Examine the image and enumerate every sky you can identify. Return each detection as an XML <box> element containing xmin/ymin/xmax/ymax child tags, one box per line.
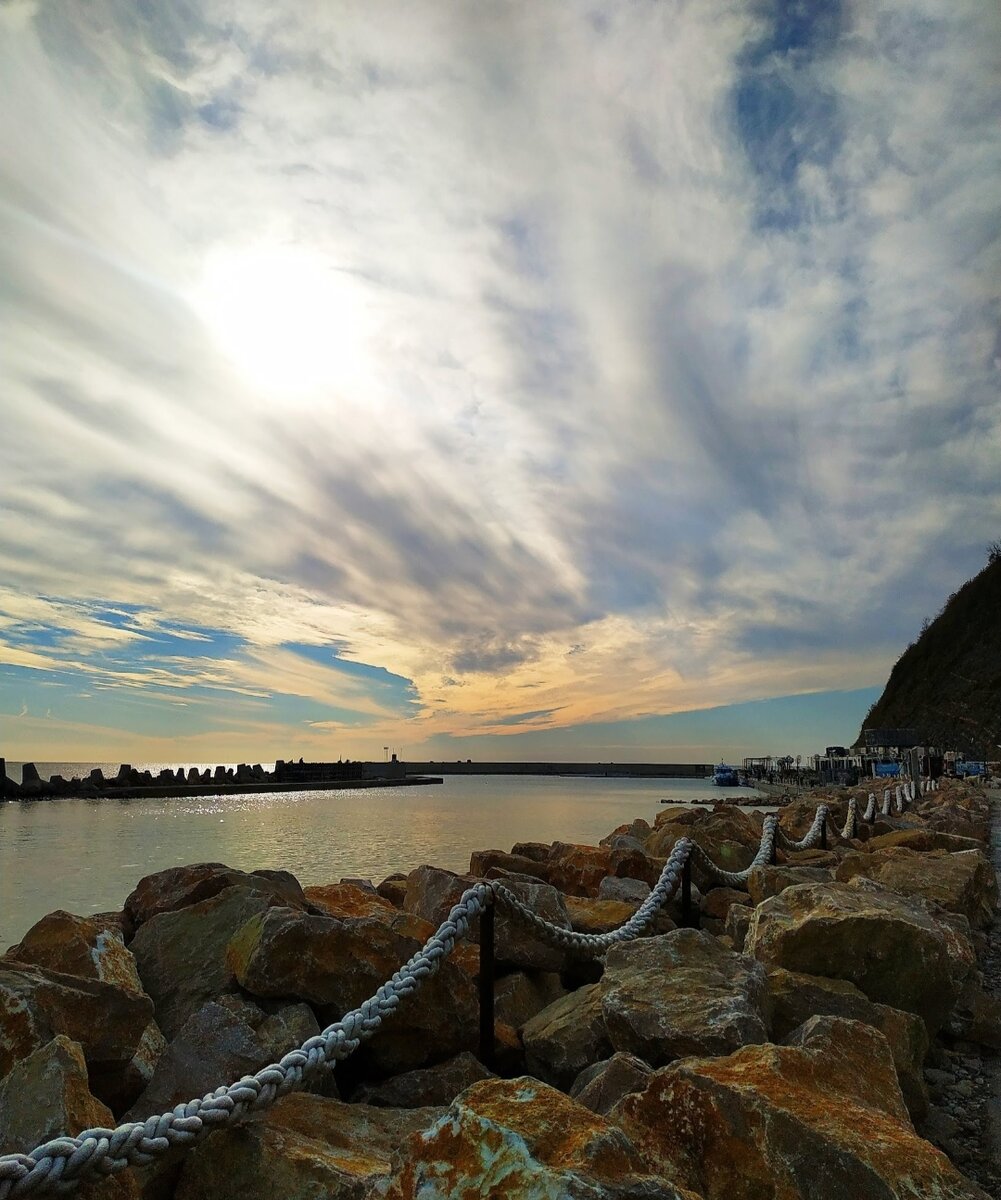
<box><xmin>1</xmin><ymin>0</ymin><xmax>999</xmax><ymax>766</ymax></box>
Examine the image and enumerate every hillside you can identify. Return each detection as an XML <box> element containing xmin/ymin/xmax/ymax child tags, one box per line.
<box><xmin>857</xmin><ymin>553</ymin><xmax>1001</xmax><ymax>756</ymax></box>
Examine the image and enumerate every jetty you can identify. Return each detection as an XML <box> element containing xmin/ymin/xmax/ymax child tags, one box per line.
<box><xmin>0</xmin><ymin>757</ymin><xmax>441</xmax><ymax>801</ymax></box>
<box><xmin>0</xmin><ymin>776</ymin><xmax>998</xmax><ymax>1198</ymax></box>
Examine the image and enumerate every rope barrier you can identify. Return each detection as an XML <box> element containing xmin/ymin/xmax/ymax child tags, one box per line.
<box><xmin>0</xmin><ymin>793</ymin><xmax>899</xmax><ymax>1197</ymax></box>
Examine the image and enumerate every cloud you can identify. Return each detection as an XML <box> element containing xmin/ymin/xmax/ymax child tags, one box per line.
<box><xmin>0</xmin><ymin>0</ymin><xmax>999</xmax><ymax>757</ymax></box>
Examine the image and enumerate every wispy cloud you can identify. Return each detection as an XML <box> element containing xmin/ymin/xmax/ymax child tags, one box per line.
<box><xmin>1</xmin><ymin>0</ymin><xmax>998</xmax><ymax>759</ymax></box>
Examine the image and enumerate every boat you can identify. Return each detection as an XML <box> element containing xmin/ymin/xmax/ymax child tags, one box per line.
<box><xmin>711</xmin><ymin>762</ymin><xmax>741</xmax><ymax>787</ymax></box>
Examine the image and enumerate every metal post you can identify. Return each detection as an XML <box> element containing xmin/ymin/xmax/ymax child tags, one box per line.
<box><xmin>478</xmin><ymin>901</ymin><xmax>495</xmax><ymax>1070</ymax></box>
<box><xmin>681</xmin><ymin>857</ymin><xmax>694</xmax><ymax>928</ymax></box>
<box><xmin>820</xmin><ymin>819</ymin><xmax>827</xmax><ymax>850</ymax></box>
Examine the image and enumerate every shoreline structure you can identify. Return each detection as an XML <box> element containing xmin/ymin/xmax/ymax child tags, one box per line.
<box><xmin>0</xmin><ymin>778</ymin><xmax>998</xmax><ymax>1198</ymax></box>
<box><xmin>0</xmin><ymin>758</ymin><xmax>715</xmax><ymax>802</ymax></box>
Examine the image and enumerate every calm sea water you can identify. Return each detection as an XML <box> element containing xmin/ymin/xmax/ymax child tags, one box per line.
<box><xmin>0</xmin><ymin>768</ymin><xmax>765</xmax><ymax>952</ymax></box>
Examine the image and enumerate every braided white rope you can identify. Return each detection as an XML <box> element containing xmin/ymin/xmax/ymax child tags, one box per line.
<box><xmin>0</xmin><ymin>799</ymin><xmax>848</xmax><ymax>1196</ymax></box>
<box><xmin>841</xmin><ymin>798</ymin><xmax>859</xmax><ymax>840</ymax></box>
<box><xmin>865</xmin><ymin>793</ymin><xmax>878</xmax><ymax>822</ymax></box>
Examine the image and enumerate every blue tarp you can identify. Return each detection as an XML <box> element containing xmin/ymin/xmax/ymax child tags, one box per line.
<box><xmin>955</xmin><ymin>761</ymin><xmax>985</xmax><ymax>776</ymax></box>
<box><xmin>872</xmin><ymin>762</ymin><xmax>901</xmax><ymax>776</ymax></box>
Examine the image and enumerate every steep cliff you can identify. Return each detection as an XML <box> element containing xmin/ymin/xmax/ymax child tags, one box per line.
<box><xmin>857</xmin><ymin>554</ymin><xmax>1001</xmax><ymax>755</ymax></box>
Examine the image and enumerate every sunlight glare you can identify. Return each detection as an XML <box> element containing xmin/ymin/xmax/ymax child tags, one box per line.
<box><xmin>194</xmin><ymin>245</ymin><xmax>368</xmax><ymax>396</ymax></box>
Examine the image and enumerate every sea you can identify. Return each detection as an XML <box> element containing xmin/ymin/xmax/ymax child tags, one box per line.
<box><xmin>0</xmin><ymin>763</ymin><xmax>767</xmax><ymax>952</ymax></box>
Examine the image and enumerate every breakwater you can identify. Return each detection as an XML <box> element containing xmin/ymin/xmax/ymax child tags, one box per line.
<box><xmin>403</xmin><ymin>760</ymin><xmax>712</xmax><ymax>777</ymax></box>
<box><xmin>0</xmin><ymin>777</ymin><xmax>997</xmax><ymax>1198</ymax></box>
<box><xmin>0</xmin><ymin>757</ymin><xmax>441</xmax><ymax>801</ymax></box>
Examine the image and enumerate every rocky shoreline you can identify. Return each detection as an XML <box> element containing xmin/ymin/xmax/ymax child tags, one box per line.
<box><xmin>1</xmin><ymin>779</ymin><xmax>999</xmax><ymax>1198</ymax></box>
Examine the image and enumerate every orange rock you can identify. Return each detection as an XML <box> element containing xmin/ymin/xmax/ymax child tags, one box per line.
<box><xmin>615</xmin><ymin>1016</ymin><xmax>987</xmax><ymax>1199</ymax></box>
<box><xmin>385</xmin><ymin>1077</ymin><xmax>692</xmax><ymax>1199</ymax></box>
<box><xmin>175</xmin><ymin>1092</ymin><xmax>444</xmax><ymax>1200</ymax></box>
<box><xmin>305</xmin><ymin>882</ymin><xmax>395</xmax><ymax>920</ymax></box>
<box><xmin>227</xmin><ymin>907</ymin><xmax>478</xmax><ymax>1072</ymax></box>
<box><xmin>835</xmin><ymin>847</ymin><xmax>998</xmax><ymax>928</ymax></box>
<box><xmin>546</xmin><ymin>842</ymin><xmax>663</xmax><ymax>898</ymax></box>
<box><xmin>0</xmin><ymin>961</ymin><xmax>153</xmax><ymax>1108</ymax></box>
<box><xmin>747</xmin><ymin>879</ymin><xmax>975</xmax><ymax>1034</ymax></box>
<box><xmin>0</xmin><ymin>1036</ymin><xmax>139</xmax><ymax>1200</ymax></box>
<box><xmin>5</xmin><ymin>910</ymin><xmax>144</xmax><ymax>994</ymax></box>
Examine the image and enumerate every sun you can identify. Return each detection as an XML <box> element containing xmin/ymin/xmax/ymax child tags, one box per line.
<box><xmin>193</xmin><ymin>244</ymin><xmax>368</xmax><ymax>396</ymax></box>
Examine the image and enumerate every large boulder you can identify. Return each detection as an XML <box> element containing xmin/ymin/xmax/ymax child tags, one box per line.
<box><xmin>570</xmin><ymin>1052</ymin><xmax>654</xmax><ymax>1116</ymax></box>
<box><xmin>522</xmin><ymin>983</ymin><xmax>612</xmax><ymax>1089</ymax></box>
<box><xmin>405</xmin><ymin>864</ymin><xmax>570</xmax><ymax>972</ymax></box>
<box><xmin>385</xmin><ymin>1077</ymin><xmax>690</xmax><ymax>1199</ymax></box>
<box><xmin>867</xmin><ymin>829</ymin><xmax>984</xmax><ymax>854</ymax></box>
<box><xmin>745</xmin><ymin>865</ymin><xmax>833</xmax><ymax>905</ymax></box>
<box><xmin>304</xmin><ymin>882</ymin><xmax>396</xmax><ymax>920</ymax></box>
<box><xmin>124</xmin><ymin>1001</ymin><xmax>272</xmax><ymax>1121</ymax></box>
<box><xmin>835</xmin><ymin>847</ymin><xmax>998</xmax><ymax>929</ymax></box>
<box><xmin>0</xmin><ymin>961</ymin><xmax>152</xmax><ymax>1108</ymax></box>
<box><xmin>746</xmin><ymin>879</ymin><xmax>975</xmax><ymax>1033</ymax></box>
<box><xmin>494</xmin><ymin>970</ymin><xmax>566</xmax><ymax>1030</ymax></box>
<box><xmin>600</xmin><ymin>929</ymin><xmax>768</xmax><ymax>1066</ymax></box>
<box><xmin>123</xmin><ymin>864</ymin><xmax>306</xmax><ymax>938</ymax></box>
<box><xmin>0</xmin><ymin>1036</ymin><xmax>139</xmax><ymax>1200</ymax></box>
<box><xmin>227</xmin><ymin>907</ymin><xmax>477</xmax><ymax>1072</ymax></box>
<box><xmin>468</xmin><ymin>849</ymin><xmax>551</xmax><ymax>882</ymax></box>
<box><xmin>614</xmin><ymin>1016</ymin><xmax>989</xmax><ymax>1199</ymax></box>
<box><xmin>354</xmin><ymin>1051</ymin><xmax>494</xmax><ymax>1107</ymax></box>
<box><xmin>545</xmin><ymin>842</ymin><xmax>664</xmax><ymax>898</ymax></box>
<box><xmin>4</xmin><ymin>910</ymin><xmax>144</xmax><ymax>994</ymax></box>
<box><xmin>764</xmin><ymin>966</ymin><xmax>929</xmax><ymax>1119</ymax></box>
<box><xmin>174</xmin><ymin>1092</ymin><xmax>443</xmax><ymax>1200</ymax></box>
<box><xmin>646</xmin><ymin>808</ymin><xmax>761</xmax><ymax>879</ymax></box>
<box><xmin>130</xmin><ymin>885</ymin><xmax>282</xmax><ymax>1038</ymax></box>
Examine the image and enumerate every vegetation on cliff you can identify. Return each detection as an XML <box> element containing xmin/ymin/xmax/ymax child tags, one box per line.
<box><xmin>857</xmin><ymin>549</ymin><xmax>1001</xmax><ymax>756</ymax></box>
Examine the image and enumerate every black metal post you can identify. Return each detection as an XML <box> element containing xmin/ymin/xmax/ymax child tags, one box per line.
<box><xmin>478</xmin><ymin>901</ymin><xmax>495</xmax><ymax>1070</ymax></box>
<box><xmin>681</xmin><ymin>857</ymin><xmax>694</xmax><ymax>928</ymax></box>
<box><xmin>820</xmin><ymin>820</ymin><xmax>827</xmax><ymax>850</ymax></box>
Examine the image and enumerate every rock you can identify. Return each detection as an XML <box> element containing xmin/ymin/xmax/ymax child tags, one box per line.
<box><xmin>492</xmin><ymin>877</ymin><xmax>573</xmax><ymax>972</ymax></box>
<box><xmin>700</xmin><ymin>887</ymin><xmax>750</xmax><ymax>921</ymax></box>
<box><xmin>600</xmin><ymin>929</ymin><xmax>768</xmax><ymax>1066</ymax></box>
<box><xmin>725</xmin><ymin>904</ymin><xmax>752</xmax><ymax>951</ymax></box>
<box><xmin>570</xmin><ymin>1052</ymin><xmax>653</xmax><ymax>1115</ymax></box>
<box><xmin>510</xmin><ymin>840</ymin><xmax>554</xmax><ymax>861</ymax></box>
<box><xmin>835</xmin><ymin>847</ymin><xmax>998</xmax><ymax>929</ymax></box>
<box><xmin>227</xmin><ymin>906</ymin><xmax>477</xmax><ymax>1072</ymax></box>
<box><xmin>385</xmin><ymin>1077</ymin><xmax>687</xmax><ymax>1199</ymax></box>
<box><xmin>646</xmin><ymin>807</ymin><xmax>762</xmax><ymax>881</ymax></box>
<box><xmin>4</xmin><ymin>910</ymin><xmax>145</xmax><ymax>993</ymax></box>
<box><xmin>174</xmin><ymin>1092</ymin><xmax>443</xmax><ymax>1200</ymax></box>
<box><xmin>405</xmin><ymin>864</ymin><xmax>571</xmax><ymax>972</ymax></box>
<box><xmin>615</xmin><ymin>1016</ymin><xmax>989</xmax><ymax>1199</ymax></box>
<box><xmin>123</xmin><ymin>863</ymin><xmax>306</xmax><ymax>938</ymax></box>
<box><xmin>545</xmin><ymin>842</ymin><xmax>663</xmax><ymax>898</ymax></box>
<box><xmin>765</xmin><ymin>966</ymin><xmax>929</xmax><ymax>1119</ymax></box>
<box><xmin>304</xmin><ymin>882</ymin><xmax>395</xmax><ymax>920</ymax></box>
<box><xmin>564</xmin><ymin>896</ymin><xmax>640</xmax><ymax>935</ymax></box>
<box><xmin>522</xmin><ymin>983</ymin><xmax>612</xmax><ymax>1089</ymax></box>
<box><xmin>0</xmin><ymin>961</ymin><xmax>153</xmax><ymax>1108</ymax></box>
<box><xmin>468</xmin><ymin>849</ymin><xmax>550</xmax><ymax>882</ymax></box>
<box><xmin>945</xmin><ymin>978</ymin><xmax>1001</xmax><ymax>1049</ymax></box>
<box><xmin>746</xmin><ymin>879</ymin><xmax>975</xmax><ymax>1034</ymax></box>
<box><xmin>354</xmin><ymin>1051</ymin><xmax>494</xmax><ymax>1107</ymax></box>
<box><xmin>745</xmin><ymin>865</ymin><xmax>833</xmax><ymax>905</ymax></box>
<box><xmin>599</xmin><ymin>819</ymin><xmax>653</xmax><ymax>848</ymax></box>
<box><xmin>130</xmin><ymin>885</ymin><xmax>282</xmax><ymax>1038</ymax></box>
<box><xmin>403</xmin><ymin>864</ymin><xmax>473</xmax><ymax>925</ymax></box>
<box><xmin>598</xmin><ymin>875</ymin><xmax>651</xmax><ymax>902</ymax></box>
<box><xmin>125</xmin><ymin>1001</ymin><xmax>270</xmax><ymax>1121</ymax></box>
<box><xmin>256</xmin><ymin>1003</ymin><xmax>321</xmax><ymax>1064</ymax></box>
<box><xmin>0</xmin><ymin>1036</ymin><xmax>139</xmax><ymax>1200</ymax></box>
<box><xmin>494</xmin><ymin>970</ymin><xmax>566</xmax><ymax>1029</ymax></box>
<box><xmin>867</xmin><ymin>829</ymin><xmax>984</xmax><ymax>854</ymax></box>
<box><xmin>376</xmin><ymin>875</ymin><xmax>408</xmax><ymax>907</ymax></box>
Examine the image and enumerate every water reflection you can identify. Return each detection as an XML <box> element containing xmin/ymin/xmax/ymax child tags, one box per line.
<box><xmin>0</xmin><ymin>776</ymin><xmax>767</xmax><ymax>950</ymax></box>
